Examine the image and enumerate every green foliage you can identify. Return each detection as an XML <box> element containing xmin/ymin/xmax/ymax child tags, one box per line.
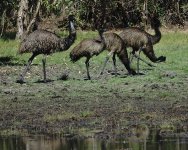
<box><xmin>1</xmin><ymin>0</ymin><xmax>188</xmax><ymax>37</ymax></box>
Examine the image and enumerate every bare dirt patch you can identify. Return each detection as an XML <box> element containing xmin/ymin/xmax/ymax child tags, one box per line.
<box><xmin>0</xmin><ymin>64</ymin><xmax>188</xmax><ymax>138</ymax></box>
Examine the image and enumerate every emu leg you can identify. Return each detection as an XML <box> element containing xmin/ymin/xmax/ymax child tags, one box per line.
<box><xmin>129</xmin><ymin>51</ymin><xmax>134</xmax><ymax>64</ymax></box>
<box><xmin>142</xmin><ymin>46</ymin><xmax>166</xmax><ymax>63</ymax></box>
<box><xmin>129</xmin><ymin>48</ymin><xmax>138</xmax><ymax>64</ymax></box>
<box><xmin>117</xmin><ymin>50</ymin><xmax>136</xmax><ymax>75</ymax></box>
<box><xmin>42</xmin><ymin>55</ymin><xmax>47</xmax><ymax>82</ymax></box>
<box><xmin>133</xmin><ymin>54</ymin><xmax>155</xmax><ymax>67</ymax></box>
<box><xmin>17</xmin><ymin>53</ymin><xmax>36</xmax><ymax>83</ymax></box>
<box><xmin>112</xmin><ymin>53</ymin><xmax>117</xmax><ymax>76</ymax></box>
<box><xmin>85</xmin><ymin>57</ymin><xmax>91</xmax><ymax>80</ymax></box>
<box><xmin>137</xmin><ymin>50</ymin><xmax>141</xmax><ymax>74</ymax></box>
<box><xmin>100</xmin><ymin>51</ymin><xmax>113</xmax><ymax>75</ymax></box>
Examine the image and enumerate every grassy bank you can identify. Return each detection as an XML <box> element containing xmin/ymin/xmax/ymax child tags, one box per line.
<box><xmin>0</xmin><ymin>30</ymin><xmax>188</xmax><ymax>137</ymax></box>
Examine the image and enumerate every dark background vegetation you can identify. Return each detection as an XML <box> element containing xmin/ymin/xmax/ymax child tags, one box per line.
<box><xmin>0</xmin><ymin>0</ymin><xmax>188</xmax><ymax>39</ymax></box>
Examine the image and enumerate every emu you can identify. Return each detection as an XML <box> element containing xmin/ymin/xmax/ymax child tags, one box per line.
<box><xmin>17</xmin><ymin>15</ymin><xmax>76</xmax><ymax>83</ymax></box>
<box><xmin>119</xmin><ymin>14</ymin><xmax>166</xmax><ymax>73</ymax></box>
<box><xmin>70</xmin><ymin>29</ymin><xmax>136</xmax><ymax>80</ymax></box>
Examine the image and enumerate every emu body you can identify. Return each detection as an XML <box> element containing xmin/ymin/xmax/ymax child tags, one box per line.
<box><xmin>17</xmin><ymin>15</ymin><xmax>76</xmax><ymax>83</ymax></box>
<box><xmin>119</xmin><ymin>15</ymin><xmax>165</xmax><ymax>73</ymax></box>
<box><xmin>70</xmin><ymin>31</ymin><xmax>136</xmax><ymax>79</ymax></box>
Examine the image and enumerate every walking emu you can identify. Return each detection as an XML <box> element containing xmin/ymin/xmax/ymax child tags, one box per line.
<box><xmin>17</xmin><ymin>15</ymin><xmax>76</xmax><ymax>83</ymax></box>
<box><xmin>119</xmin><ymin>14</ymin><xmax>166</xmax><ymax>73</ymax></box>
<box><xmin>70</xmin><ymin>29</ymin><xmax>136</xmax><ymax>80</ymax></box>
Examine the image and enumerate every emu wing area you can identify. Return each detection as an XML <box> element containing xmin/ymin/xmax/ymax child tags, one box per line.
<box><xmin>72</xmin><ymin>39</ymin><xmax>104</xmax><ymax>58</ymax></box>
<box><xmin>119</xmin><ymin>28</ymin><xmax>149</xmax><ymax>49</ymax></box>
<box><xmin>18</xmin><ymin>30</ymin><xmax>60</xmax><ymax>55</ymax></box>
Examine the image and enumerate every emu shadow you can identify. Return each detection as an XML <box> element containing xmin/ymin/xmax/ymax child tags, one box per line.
<box><xmin>107</xmin><ymin>70</ymin><xmax>121</xmax><ymax>76</ymax></box>
<box><xmin>136</xmin><ymin>72</ymin><xmax>145</xmax><ymax>75</ymax></box>
<box><xmin>118</xmin><ymin>72</ymin><xmax>145</xmax><ymax>78</ymax></box>
<box><xmin>16</xmin><ymin>78</ymin><xmax>54</xmax><ymax>84</ymax></box>
<box><xmin>35</xmin><ymin>79</ymin><xmax>54</xmax><ymax>83</ymax></box>
<box><xmin>0</xmin><ymin>56</ymin><xmax>23</xmax><ymax>66</ymax></box>
<box><xmin>1</xmin><ymin>32</ymin><xmax>16</xmax><ymax>40</ymax></box>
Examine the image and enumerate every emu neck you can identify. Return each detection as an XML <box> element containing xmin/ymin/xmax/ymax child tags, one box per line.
<box><xmin>151</xmin><ymin>27</ymin><xmax>161</xmax><ymax>45</ymax></box>
<box><xmin>99</xmin><ymin>32</ymin><xmax>105</xmax><ymax>43</ymax></box>
<box><xmin>99</xmin><ymin>32</ymin><xmax>106</xmax><ymax>49</ymax></box>
<box><xmin>68</xmin><ymin>20</ymin><xmax>76</xmax><ymax>45</ymax></box>
<box><xmin>59</xmin><ymin>20</ymin><xmax>76</xmax><ymax>51</ymax></box>
<box><xmin>69</xmin><ymin>21</ymin><xmax>76</xmax><ymax>35</ymax></box>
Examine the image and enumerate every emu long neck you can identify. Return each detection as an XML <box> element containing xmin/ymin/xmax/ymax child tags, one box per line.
<box><xmin>67</xmin><ymin>20</ymin><xmax>76</xmax><ymax>46</ymax></box>
<box><xmin>69</xmin><ymin>21</ymin><xmax>76</xmax><ymax>35</ymax></box>
<box><xmin>99</xmin><ymin>32</ymin><xmax>105</xmax><ymax>42</ymax></box>
<box><xmin>150</xmin><ymin>27</ymin><xmax>161</xmax><ymax>45</ymax></box>
<box><xmin>59</xmin><ymin>20</ymin><xmax>76</xmax><ymax>51</ymax></box>
<box><xmin>99</xmin><ymin>32</ymin><xmax>106</xmax><ymax>50</ymax></box>
<box><xmin>99</xmin><ymin>31</ymin><xmax>106</xmax><ymax>48</ymax></box>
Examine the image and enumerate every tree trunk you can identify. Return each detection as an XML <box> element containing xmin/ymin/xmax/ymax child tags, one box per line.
<box><xmin>143</xmin><ymin>0</ymin><xmax>148</xmax><ymax>29</ymax></box>
<box><xmin>176</xmin><ymin>0</ymin><xmax>180</xmax><ymax>16</ymax></box>
<box><xmin>0</xmin><ymin>9</ymin><xmax>6</xmax><ymax>37</ymax></box>
<box><xmin>16</xmin><ymin>0</ymin><xmax>28</xmax><ymax>39</ymax></box>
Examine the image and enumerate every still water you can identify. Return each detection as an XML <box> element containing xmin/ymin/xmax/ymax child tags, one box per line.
<box><xmin>0</xmin><ymin>131</ymin><xmax>188</xmax><ymax>150</ymax></box>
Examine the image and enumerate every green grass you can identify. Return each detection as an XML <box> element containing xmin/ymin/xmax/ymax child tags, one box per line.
<box><xmin>1</xmin><ymin>30</ymin><xmax>186</xmax><ymax>73</ymax></box>
<box><xmin>1</xmin><ymin>30</ymin><xmax>188</xmax><ymax>100</ymax></box>
<box><xmin>1</xmin><ymin>30</ymin><xmax>188</xmax><ymax>99</ymax></box>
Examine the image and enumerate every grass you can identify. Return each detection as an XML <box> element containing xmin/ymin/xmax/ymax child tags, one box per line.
<box><xmin>0</xmin><ymin>30</ymin><xmax>187</xmax><ymax>87</ymax></box>
<box><xmin>0</xmin><ymin>29</ymin><xmax>188</xmax><ymax>136</ymax></box>
<box><xmin>1</xmin><ymin>30</ymin><xmax>187</xmax><ymax>77</ymax></box>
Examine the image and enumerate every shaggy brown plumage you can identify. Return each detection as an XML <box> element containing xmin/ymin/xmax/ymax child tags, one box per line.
<box><xmin>17</xmin><ymin>15</ymin><xmax>76</xmax><ymax>83</ymax></box>
<box><xmin>119</xmin><ymin>14</ymin><xmax>165</xmax><ymax>73</ymax></box>
<box><xmin>70</xmin><ymin>30</ymin><xmax>136</xmax><ymax>79</ymax></box>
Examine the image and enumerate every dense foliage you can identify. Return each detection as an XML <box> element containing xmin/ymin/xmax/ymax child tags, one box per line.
<box><xmin>0</xmin><ymin>0</ymin><xmax>188</xmax><ymax>38</ymax></box>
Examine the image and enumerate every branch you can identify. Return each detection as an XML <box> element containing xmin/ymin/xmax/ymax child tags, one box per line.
<box><xmin>26</xmin><ymin>0</ymin><xmax>41</xmax><ymax>34</ymax></box>
<box><xmin>16</xmin><ymin>0</ymin><xmax>29</xmax><ymax>39</ymax></box>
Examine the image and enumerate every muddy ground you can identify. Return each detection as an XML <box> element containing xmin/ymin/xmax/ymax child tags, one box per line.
<box><xmin>0</xmin><ymin>56</ymin><xmax>188</xmax><ymax>139</ymax></box>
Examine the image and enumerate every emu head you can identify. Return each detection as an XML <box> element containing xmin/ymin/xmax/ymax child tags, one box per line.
<box><xmin>158</xmin><ymin>56</ymin><xmax>166</xmax><ymax>62</ymax></box>
<box><xmin>68</xmin><ymin>15</ymin><xmax>75</xmax><ymax>22</ymax></box>
<box><xmin>150</xmin><ymin>13</ymin><xmax>161</xmax><ymax>29</ymax></box>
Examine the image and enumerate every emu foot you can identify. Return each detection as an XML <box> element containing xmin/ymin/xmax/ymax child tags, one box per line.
<box><xmin>83</xmin><ymin>76</ymin><xmax>91</xmax><ymax>80</ymax></box>
<box><xmin>84</xmin><ymin>77</ymin><xmax>91</xmax><ymax>80</ymax></box>
<box><xmin>136</xmin><ymin>72</ymin><xmax>145</xmax><ymax>75</ymax></box>
<box><xmin>16</xmin><ymin>79</ymin><xmax>25</xmax><ymax>84</ymax></box>
<box><xmin>129</xmin><ymin>69</ymin><xmax>137</xmax><ymax>76</ymax></box>
<box><xmin>107</xmin><ymin>70</ymin><xmax>120</xmax><ymax>76</ymax></box>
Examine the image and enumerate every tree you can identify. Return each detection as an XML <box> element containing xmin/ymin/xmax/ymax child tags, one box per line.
<box><xmin>16</xmin><ymin>0</ymin><xmax>42</xmax><ymax>39</ymax></box>
<box><xmin>16</xmin><ymin>0</ymin><xmax>29</xmax><ymax>39</ymax></box>
<box><xmin>0</xmin><ymin>0</ymin><xmax>18</xmax><ymax>37</ymax></box>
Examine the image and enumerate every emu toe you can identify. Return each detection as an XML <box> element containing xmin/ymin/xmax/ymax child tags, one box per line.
<box><xmin>130</xmin><ymin>69</ymin><xmax>137</xmax><ymax>75</ymax></box>
<box><xmin>84</xmin><ymin>76</ymin><xmax>91</xmax><ymax>80</ymax></box>
<box><xmin>16</xmin><ymin>79</ymin><xmax>25</xmax><ymax>84</ymax></box>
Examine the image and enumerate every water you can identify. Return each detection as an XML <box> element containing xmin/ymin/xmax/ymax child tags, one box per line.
<box><xmin>1</xmin><ymin>135</ymin><xmax>188</xmax><ymax>150</ymax></box>
<box><xmin>0</xmin><ymin>129</ymin><xmax>188</xmax><ymax>150</ymax></box>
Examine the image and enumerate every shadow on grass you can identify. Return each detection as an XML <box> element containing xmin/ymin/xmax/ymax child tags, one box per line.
<box><xmin>0</xmin><ymin>56</ymin><xmax>24</xmax><ymax>66</ymax></box>
<box><xmin>1</xmin><ymin>32</ymin><xmax>16</xmax><ymax>40</ymax></box>
<box><xmin>35</xmin><ymin>79</ymin><xmax>54</xmax><ymax>83</ymax></box>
